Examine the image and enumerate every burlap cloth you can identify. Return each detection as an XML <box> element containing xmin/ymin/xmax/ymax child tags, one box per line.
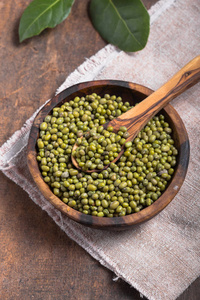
<box><xmin>0</xmin><ymin>0</ymin><xmax>199</xmax><ymax>299</ymax></box>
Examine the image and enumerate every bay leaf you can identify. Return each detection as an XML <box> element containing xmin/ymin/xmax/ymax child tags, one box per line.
<box><xmin>19</xmin><ymin>0</ymin><xmax>74</xmax><ymax>42</ymax></box>
<box><xmin>90</xmin><ymin>0</ymin><xmax>150</xmax><ymax>52</ymax></box>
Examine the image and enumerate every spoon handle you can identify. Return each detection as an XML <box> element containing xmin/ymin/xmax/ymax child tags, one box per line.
<box><xmin>109</xmin><ymin>55</ymin><xmax>200</xmax><ymax>142</ymax></box>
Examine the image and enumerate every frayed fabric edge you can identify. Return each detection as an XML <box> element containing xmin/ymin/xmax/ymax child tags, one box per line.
<box><xmin>0</xmin><ymin>1</ymin><xmax>191</xmax><ymax>300</ymax></box>
<box><xmin>0</xmin><ymin>0</ymin><xmax>177</xmax><ymax>171</ymax></box>
<box><xmin>149</xmin><ymin>0</ymin><xmax>177</xmax><ymax>24</ymax></box>
<box><xmin>56</xmin><ymin>44</ymin><xmax>119</xmax><ymax>95</ymax></box>
<box><xmin>0</xmin><ymin>100</ymin><xmax>50</xmax><ymax>170</ymax></box>
<box><xmin>56</xmin><ymin>0</ymin><xmax>177</xmax><ymax>96</ymax></box>
<box><xmin>113</xmin><ymin>276</ymin><xmax>120</xmax><ymax>282</ymax></box>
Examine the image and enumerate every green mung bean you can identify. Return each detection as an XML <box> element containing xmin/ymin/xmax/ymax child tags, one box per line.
<box><xmin>37</xmin><ymin>93</ymin><xmax>178</xmax><ymax>217</ymax></box>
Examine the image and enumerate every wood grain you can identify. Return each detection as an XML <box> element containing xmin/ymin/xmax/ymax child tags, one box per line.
<box><xmin>71</xmin><ymin>57</ymin><xmax>199</xmax><ymax>173</ymax></box>
<box><xmin>108</xmin><ymin>56</ymin><xmax>200</xmax><ymax>141</ymax></box>
<box><xmin>0</xmin><ymin>0</ymin><xmax>199</xmax><ymax>299</ymax></box>
<box><xmin>27</xmin><ymin>81</ymin><xmax>189</xmax><ymax>230</ymax></box>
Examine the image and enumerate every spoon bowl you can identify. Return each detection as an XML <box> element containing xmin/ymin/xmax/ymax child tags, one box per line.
<box><xmin>71</xmin><ymin>56</ymin><xmax>199</xmax><ymax>174</ymax></box>
<box><xmin>27</xmin><ymin>80</ymin><xmax>190</xmax><ymax>230</ymax></box>
<box><xmin>71</xmin><ymin>130</ymin><xmax>125</xmax><ymax>173</ymax></box>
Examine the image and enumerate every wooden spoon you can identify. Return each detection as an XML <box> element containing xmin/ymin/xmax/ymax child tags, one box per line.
<box><xmin>72</xmin><ymin>55</ymin><xmax>200</xmax><ymax>173</ymax></box>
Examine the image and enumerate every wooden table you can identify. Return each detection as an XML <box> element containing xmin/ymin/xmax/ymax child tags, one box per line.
<box><xmin>0</xmin><ymin>1</ymin><xmax>199</xmax><ymax>299</ymax></box>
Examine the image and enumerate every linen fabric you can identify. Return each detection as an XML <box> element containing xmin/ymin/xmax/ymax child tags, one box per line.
<box><xmin>0</xmin><ymin>0</ymin><xmax>200</xmax><ymax>299</ymax></box>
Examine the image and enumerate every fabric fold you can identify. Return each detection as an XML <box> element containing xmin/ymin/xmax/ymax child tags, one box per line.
<box><xmin>0</xmin><ymin>0</ymin><xmax>199</xmax><ymax>299</ymax></box>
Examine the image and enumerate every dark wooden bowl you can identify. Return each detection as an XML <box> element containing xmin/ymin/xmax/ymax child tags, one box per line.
<box><xmin>27</xmin><ymin>80</ymin><xmax>190</xmax><ymax>230</ymax></box>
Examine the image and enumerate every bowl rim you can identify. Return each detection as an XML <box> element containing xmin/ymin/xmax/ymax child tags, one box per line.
<box><xmin>27</xmin><ymin>80</ymin><xmax>190</xmax><ymax>229</ymax></box>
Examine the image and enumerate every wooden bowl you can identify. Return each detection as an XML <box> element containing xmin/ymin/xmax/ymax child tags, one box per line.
<box><xmin>27</xmin><ymin>80</ymin><xmax>190</xmax><ymax>230</ymax></box>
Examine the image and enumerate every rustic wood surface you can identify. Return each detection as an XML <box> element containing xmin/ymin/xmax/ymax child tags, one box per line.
<box><xmin>0</xmin><ymin>0</ymin><xmax>199</xmax><ymax>299</ymax></box>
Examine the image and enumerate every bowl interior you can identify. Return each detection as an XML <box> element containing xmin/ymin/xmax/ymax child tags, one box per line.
<box><xmin>27</xmin><ymin>80</ymin><xmax>190</xmax><ymax>230</ymax></box>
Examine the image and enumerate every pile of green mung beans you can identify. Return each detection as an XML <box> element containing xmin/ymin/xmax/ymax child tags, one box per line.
<box><xmin>36</xmin><ymin>93</ymin><xmax>178</xmax><ymax>217</ymax></box>
<box><xmin>72</xmin><ymin>125</ymin><xmax>130</xmax><ymax>171</ymax></box>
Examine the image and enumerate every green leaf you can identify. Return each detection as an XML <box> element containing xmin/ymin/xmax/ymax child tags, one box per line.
<box><xmin>89</xmin><ymin>0</ymin><xmax>150</xmax><ymax>52</ymax></box>
<box><xmin>19</xmin><ymin>0</ymin><xmax>75</xmax><ymax>42</ymax></box>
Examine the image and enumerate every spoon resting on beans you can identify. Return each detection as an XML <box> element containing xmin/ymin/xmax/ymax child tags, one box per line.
<box><xmin>72</xmin><ymin>55</ymin><xmax>200</xmax><ymax>173</ymax></box>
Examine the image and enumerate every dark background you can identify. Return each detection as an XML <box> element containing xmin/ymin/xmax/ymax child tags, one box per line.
<box><xmin>0</xmin><ymin>1</ymin><xmax>199</xmax><ymax>299</ymax></box>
